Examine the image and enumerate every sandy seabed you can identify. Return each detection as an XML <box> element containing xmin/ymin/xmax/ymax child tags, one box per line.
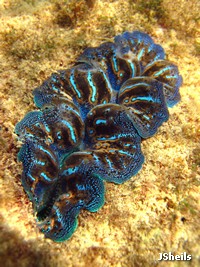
<box><xmin>0</xmin><ymin>0</ymin><xmax>199</xmax><ymax>266</ymax></box>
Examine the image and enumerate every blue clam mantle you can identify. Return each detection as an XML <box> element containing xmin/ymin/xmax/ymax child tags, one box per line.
<box><xmin>15</xmin><ymin>31</ymin><xmax>182</xmax><ymax>242</ymax></box>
